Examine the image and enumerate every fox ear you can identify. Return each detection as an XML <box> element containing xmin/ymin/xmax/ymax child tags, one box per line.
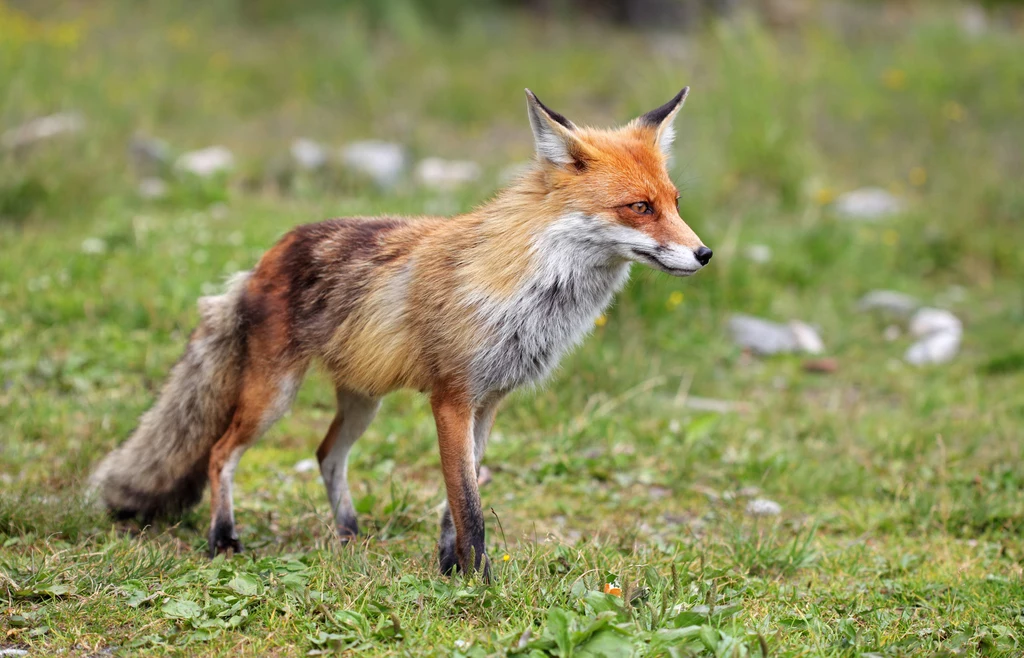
<box><xmin>525</xmin><ymin>89</ymin><xmax>583</xmax><ymax>168</ymax></box>
<box><xmin>637</xmin><ymin>86</ymin><xmax>690</xmax><ymax>158</ymax></box>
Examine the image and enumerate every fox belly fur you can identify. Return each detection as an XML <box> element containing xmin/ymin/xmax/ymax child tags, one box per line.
<box><xmin>90</xmin><ymin>87</ymin><xmax>712</xmax><ymax>578</ymax></box>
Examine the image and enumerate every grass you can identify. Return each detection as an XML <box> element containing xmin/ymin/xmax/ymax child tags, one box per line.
<box><xmin>2</xmin><ymin>0</ymin><xmax>1024</xmax><ymax>655</ymax></box>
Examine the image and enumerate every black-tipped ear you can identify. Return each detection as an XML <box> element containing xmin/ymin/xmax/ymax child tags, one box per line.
<box><xmin>637</xmin><ymin>86</ymin><xmax>690</xmax><ymax>157</ymax></box>
<box><xmin>525</xmin><ymin>89</ymin><xmax>583</xmax><ymax>167</ymax></box>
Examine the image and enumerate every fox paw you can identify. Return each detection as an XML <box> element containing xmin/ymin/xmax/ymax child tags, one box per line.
<box><xmin>208</xmin><ymin>522</ymin><xmax>243</xmax><ymax>558</ymax></box>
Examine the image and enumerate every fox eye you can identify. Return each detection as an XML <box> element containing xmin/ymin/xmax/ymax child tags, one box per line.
<box><xmin>629</xmin><ymin>201</ymin><xmax>653</xmax><ymax>215</ymax></box>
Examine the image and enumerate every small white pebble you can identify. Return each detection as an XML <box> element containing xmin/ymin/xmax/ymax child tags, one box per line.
<box><xmin>293</xmin><ymin>458</ymin><xmax>318</xmax><ymax>474</ymax></box>
<box><xmin>746</xmin><ymin>498</ymin><xmax>782</xmax><ymax>517</ymax></box>
<box><xmin>744</xmin><ymin>244</ymin><xmax>772</xmax><ymax>264</ymax></box>
<box><xmin>80</xmin><ymin>237</ymin><xmax>107</xmax><ymax>254</ymax></box>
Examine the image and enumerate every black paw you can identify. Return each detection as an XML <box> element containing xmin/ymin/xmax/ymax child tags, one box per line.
<box><xmin>208</xmin><ymin>521</ymin><xmax>243</xmax><ymax>558</ymax></box>
<box><xmin>439</xmin><ymin>540</ymin><xmax>458</xmax><ymax>576</ymax></box>
<box><xmin>336</xmin><ymin>515</ymin><xmax>359</xmax><ymax>543</ymax></box>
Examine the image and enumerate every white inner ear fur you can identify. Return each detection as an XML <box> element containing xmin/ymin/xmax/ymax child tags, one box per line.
<box><xmin>656</xmin><ymin>122</ymin><xmax>676</xmax><ymax>158</ymax></box>
<box><xmin>528</xmin><ymin>106</ymin><xmax>576</xmax><ymax>166</ymax></box>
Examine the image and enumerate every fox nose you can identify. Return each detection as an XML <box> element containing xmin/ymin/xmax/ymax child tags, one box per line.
<box><xmin>695</xmin><ymin>246</ymin><xmax>713</xmax><ymax>266</ymax></box>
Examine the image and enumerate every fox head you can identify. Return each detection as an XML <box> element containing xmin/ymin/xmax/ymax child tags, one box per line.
<box><xmin>525</xmin><ymin>87</ymin><xmax>711</xmax><ymax>276</ymax></box>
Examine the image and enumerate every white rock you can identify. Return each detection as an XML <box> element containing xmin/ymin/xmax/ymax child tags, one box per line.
<box><xmin>176</xmin><ymin>146</ymin><xmax>234</xmax><ymax>177</ymax></box>
<box><xmin>729</xmin><ymin>315</ymin><xmax>797</xmax><ymax>355</ymax></box>
<box><xmin>138</xmin><ymin>177</ymin><xmax>169</xmax><ymax>199</ymax></box>
<box><xmin>905</xmin><ymin>330</ymin><xmax>961</xmax><ymax>366</ymax></box>
<box><xmin>291</xmin><ymin>138</ymin><xmax>329</xmax><ymax>170</ymax></box>
<box><xmin>744</xmin><ymin>244</ymin><xmax>772</xmax><ymax>264</ymax></box>
<box><xmin>858</xmin><ymin>290</ymin><xmax>920</xmax><ymax>316</ymax></box>
<box><xmin>729</xmin><ymin>315</ymin><xmax>824</xmax><ymax>355</ymax></box>
<box><xmin>833</xmin><ymin>187</ymin><xmax>905</xmax><ymax>221</ymax></box>
<box><xmin>746</xmin><ymin>498</ymin><xmax>782</xmax><ymax>517</ymax></box>
<box><xmin>80</xmin><ymin>237</ymin><xmax>107</xmax><ymax>255</ymax></box>
<box><xmin>293</xmin><ymin>458</ymin><xmax>318</xmax><ymax>474</ymax></box>
<box><xmin>340</xmin><ymin>140</ymin><xmax>406</xmax><ymax>187</ymax></box>
<box><xmin>2</xmin><ymin>111</ymin><xmax>84</xmax><ymax>150</ymax></box>
<box><xmin>909</xmin><ymin>307</ymin><xmax>962</xmax><ymax>338</ymax></box>
<box><xmin>959</xmin><ymin>5</ymin><xmax>987</xmax><ymax>37</ymax></box>
<box><xmin>415</xmin><ymin>157</ymin><xmax>482</xmax><ymax>190</ymax></box>
<box><xmin>0</xmin><ymin>649</ymin><xmax>29</xmax><ymax>657</ymax></box>
<box><xmin>788</xmin><ymin>321</ymin><xmax>825</xmax><ymax>354</ymax></box>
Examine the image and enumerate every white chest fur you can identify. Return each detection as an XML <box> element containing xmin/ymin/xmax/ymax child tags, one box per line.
<box><xmin>468</xmin><ymin>214</ymin><xmax>631</xmax><ymax>399</ymax></box>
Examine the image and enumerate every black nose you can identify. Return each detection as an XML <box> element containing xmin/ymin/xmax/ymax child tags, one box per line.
<box><xmin>695</xmin><ymin>246</ymin><xmax>713</xmax><ymax>266</ymax></box>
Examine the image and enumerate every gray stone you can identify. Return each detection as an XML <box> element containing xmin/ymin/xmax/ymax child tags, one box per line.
<box><xmin>833</xmin><ymin>187</ymin><xmax>905</xmax><ymax>221</ymax></box>
<box><xmin>789</xmin><ymin>320</ymin><xmax>825</xmax><ymax>355</ymax></box>
<box><xmin>290</xmin><ymin>138</ymin><xmax>329</xmax><ymax>170</ymax></box>
<box><xmin>905</xmin><ymin>330</ymin><xmax>961</xmax><ymax>366</ymax></box>
<box><xmin>176</xmin><ymin>146</ymin><xmax>234</xmax><ymax>177</ymax></box>
<box><xmin>728</xmin><ymin>314</ymin><xmax>824</xmax><ymax>355</ymax></box>
<box><xmin>858</xmin><ymin>290</ymin><xmax>920</xmax><ymax>316</ymax></box>
<box><xmin>729</xmin><ymin>315</ymin><xmax>797</xmax><ymax>354</ymax></box>
<box><xmin>415</xmin><ymin>157</ymin><xmax>481</xmax><ymax>190</ymax></box>
<box><xmin>909</xmin><ymin>307</ymin><xmax>962</xmax><ymax>338</ymax></box>
<box><xmin>138</xmin><ymin>177</ymin><xmax>169</xmax><ymax>200</ymax></box>
<box><xmin>746</xmin><ymin>498</ymin><xmax>782</xmax><ymax>517</ymax></box>
<box><xmin>904</xmin><ymin>307</ymin><xmax>962</xmax><ymax>366</ymax></box>
<box><xmin>80</xmin><ymin>237</ymin><xmax>107</xmax><ymax>255</ymax></box>
<box><xmin>959</xmin><ymin>5</ymin><xmax>988</xmax><ymax>37</ymax></box>
<box><xmin>2</xmin><ymin>111</ymin><xmax>84</xmax><ymax>150</ymax></box>
<box><xmin>130</xmin><ymin>135</ymin><xmax>171</xmax><ymax>172</ymax></box>
<box><xmin>744</xmin><ymin>244</ymin><xmax>772</xmax><ymax>264</ymax></box>
<box><xmin>340</xmin><ymin>140</ymin><xmax>406</xmax><ymax>188</ymax></box>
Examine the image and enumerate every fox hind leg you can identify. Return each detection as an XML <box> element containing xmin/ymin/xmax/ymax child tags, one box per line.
<box><xmin>317</xmin><ymin>389</ymin><xmax>380</xmax><ymax>541</ymax></box>
<box><xmin>208</xmin><ymin>365</ymin><xmax>304</xmax><ymax>557</ymax></box>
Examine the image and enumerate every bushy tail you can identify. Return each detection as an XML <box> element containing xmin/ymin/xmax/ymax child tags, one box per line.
<box><xmin>90</xmin><ymin>271</ymin><xmax>251</xmax><ymax>520</ymax></box>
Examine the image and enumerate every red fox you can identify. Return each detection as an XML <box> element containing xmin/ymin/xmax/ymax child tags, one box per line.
<box><xmin>90</xmin><ymin>87</ymin><xmax>711</xmax><ymax>578</ymax></box>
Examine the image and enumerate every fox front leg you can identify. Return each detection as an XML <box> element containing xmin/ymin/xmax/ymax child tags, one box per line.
<box><xmin>432</xmin><ymin>388</ymin><xmax>490</xmax><ymax>579</ymax></box>
<box><xmin>438</xmin><ymin>394</ymin><xmax>502</xmax><ymax>575</ymax></box>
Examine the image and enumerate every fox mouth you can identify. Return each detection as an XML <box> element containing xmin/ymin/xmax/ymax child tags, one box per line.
<box><xmin>630</xmin><ymin>248</ymin><xmax>698</xmax><ymax>276</ymax></box>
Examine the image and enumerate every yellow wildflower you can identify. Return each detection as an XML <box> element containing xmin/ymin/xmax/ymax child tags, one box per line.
<box><xmin>594</xmin><ymin>315</ymin><xmax>607</xmax><ymax>327</ymax></box>
<box><xmin>502</xmin><ymin>554</ymin><xmax>510</xmax><ymax>562</ymax></box>
<box><xmin>813</xmin><ymin>187</ymin><xmax>836</xmax><ymax>206</ymax></box>
<box><xmin>166</xmin><ymin>25</ymin><xmax>194</xmax><ymax>48</ymax></box>
<box><xmin>48</xmin><ymin>22</ymin><xmax>81</xmax><ymax>48</ymax></box>
<box><xmin>666</xmin><ymin>291</ymin><xmax>684</xmax><ymax>309</ymax></box>
<box><xmin>210</xmin><ymin>51</ymin><xmax>231</xmax><ymax>70</ymax></box>
<box><xmin>942</xmin><ymin>101</ymin><xmax>966</xmax><ymax>122</ymax></box>
<box><xmin>882</xmin><ymin>69</ymin><xmax>906</xmax><ymax>90</ymax></box>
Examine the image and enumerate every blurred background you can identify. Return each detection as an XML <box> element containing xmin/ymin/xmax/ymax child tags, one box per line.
<box><xmin>2</xmin><ymin>0</ymin><xmax>1024</xmax><ymax>653</ymax></box>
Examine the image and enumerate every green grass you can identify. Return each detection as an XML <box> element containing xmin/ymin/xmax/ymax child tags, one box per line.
<box><xmin>3</xmin><ymin>1</ymin><xmax>1024</xmax><ymax>655</ymax></box>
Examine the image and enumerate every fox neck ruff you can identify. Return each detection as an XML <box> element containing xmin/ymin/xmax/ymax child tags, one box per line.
<box><xmin>467</xmin><ymin>212</ymin><xmax>631</xmax><ymax>399</ymax></box>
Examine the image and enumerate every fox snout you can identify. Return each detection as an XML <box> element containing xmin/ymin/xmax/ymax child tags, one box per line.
<box><xmin>695</xmin><ymin>245</ymin><xmax>713</xmax><ymax>266</ymax></box>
